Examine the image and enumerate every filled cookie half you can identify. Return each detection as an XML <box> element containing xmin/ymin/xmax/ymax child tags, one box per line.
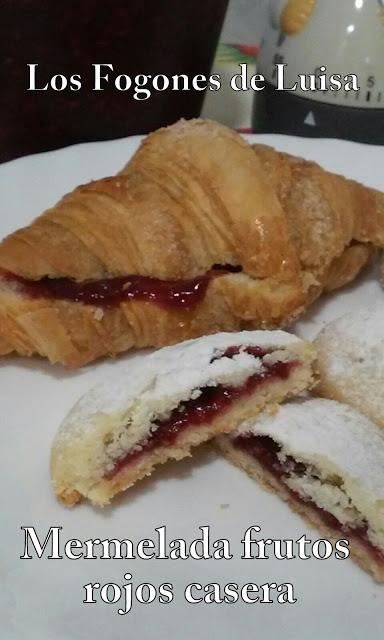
<box><xmin>217</xmin><ymin>398</ymin><xmax>384</xmax><ymax>582</ymax></box>
<box><xmin>51</xmin><ymin>330</ymin><xmax>315</xmax><ymax>506</ymax></box>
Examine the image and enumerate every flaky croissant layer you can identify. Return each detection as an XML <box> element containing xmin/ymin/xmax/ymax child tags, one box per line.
<box><xmin>0</xmin><ymin>119</ymin><xmax>383</xmax><ymax>366</ymax></box>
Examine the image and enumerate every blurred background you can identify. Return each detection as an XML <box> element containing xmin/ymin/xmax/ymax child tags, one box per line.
<box><xmin>2</xmin><ymin>0</ymin><xmax>383</xmax><ymax>161</ymax></box>
<box><xmin>222</xmin><ymin>0</ymin><xmax>268</xmax><ymax>42</ymax></box>
<box><xmin>209</xmin><ymin>0</ymin><xmax>384</xmax><ymax>144</ymax></box>
<box><xmin>1</xmin><ymin>0</ymin><xmax>267</xmax><ymax>162</ymax></box>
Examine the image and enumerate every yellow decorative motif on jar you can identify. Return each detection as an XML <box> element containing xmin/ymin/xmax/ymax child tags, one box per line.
<box><xmin>281</xmin><ymin>0</ymin><xmax>317</xmax><ymax>35</ymax></box>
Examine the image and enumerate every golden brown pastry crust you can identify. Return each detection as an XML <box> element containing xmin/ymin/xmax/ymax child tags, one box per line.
<box><xmin>0</xmin><ymin>335</ymin><xmax>12</xmax><ymax>356</ymax></box>
<box><xmin>0</xmin><ymin>119</ymin><xmax>382</xmax><ymax>367</ymax></box>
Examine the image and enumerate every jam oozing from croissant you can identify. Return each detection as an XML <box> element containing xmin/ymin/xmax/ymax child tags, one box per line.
<box><xmin>233</xmin><ymin>435</ymin><xmax>384</xmax><ymax>565</ymax></box>
<box><xmin>105</xmin><ymin>347</ymin><xmax>297</xmax><ymax>480</ymax></box>
<box><xmin>6</xmin><ymin>265</ymin><xmax>242</xmax><ymax>310</ymax></box>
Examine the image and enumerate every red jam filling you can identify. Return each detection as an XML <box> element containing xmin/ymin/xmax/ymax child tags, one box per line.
<box><xmin>106</xmin><ymin>346</ymin><xmax>297</xmax><ymax>480</ymax></box>
<box><xmin>212</xmin><ymin>345</ymin><xmax>271</xmax><ymax>361</ymax></box>
<box><xmin>234</xmin><ymin>435</ymin><xmax>384</xmax><ymax>565</ymax></box>
<box><xmin>4</xmin><ymin>265</ymin><xmax>241</xmax><ymax>310</ymax></box>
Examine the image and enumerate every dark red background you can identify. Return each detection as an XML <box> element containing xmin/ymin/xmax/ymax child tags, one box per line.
<box><xmin>1</xmin><ymin>0</ymin><xmax>228</xmax><ymax>162</ymax></box>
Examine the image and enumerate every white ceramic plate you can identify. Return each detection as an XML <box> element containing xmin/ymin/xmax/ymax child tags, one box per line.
<box><xmin>1</xmin><ymin>135</ymin><xmax>383</xmax><ymax>640</ymax></box>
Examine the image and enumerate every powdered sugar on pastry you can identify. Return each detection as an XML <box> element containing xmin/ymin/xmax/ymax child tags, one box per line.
<box><xmin>58</xmin><ymin>330</ymin><xmax>302</xmax><ymax>435</ymax></box>
<box><xmin>51</xmin><ymin>330</ymin><xmax>316</xmax><ymax>506</ymax></box>
<box><xmin>230</xmin><ymin>398</ymin><xmax>384</xmax><ymax>502</ymax></box>
<box><xmin>315</xmin><ymin>308</ymin><xmax>384</xmax><ymax>426</ymax></box>
<box><xmin>218</xmin><ymin>398</ymin><xmax>384</xmax><ymax>582</ymax></box>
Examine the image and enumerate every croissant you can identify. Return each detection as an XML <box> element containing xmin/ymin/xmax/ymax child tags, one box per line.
<box><xmin>0</xmin><ymin>119</ymin><xmax>383</xmax><ymax>367</ymax></box>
